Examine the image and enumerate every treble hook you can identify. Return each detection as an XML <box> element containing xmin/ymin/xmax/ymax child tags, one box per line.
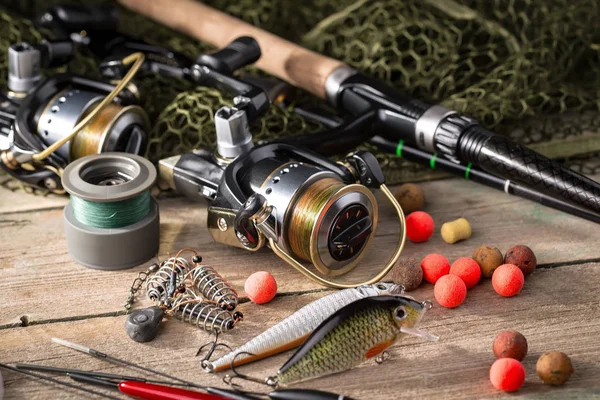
<box><xmin>196</xmin><ymin>331</ymin><xmax>232</xmax><ymax>372</ymax></box>
<box><xmin>223</xmin><ymin>352</ymin><xmax>278</xmax><ymax>388</ymax></box>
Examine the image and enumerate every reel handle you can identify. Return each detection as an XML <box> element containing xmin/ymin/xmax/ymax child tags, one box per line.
<box><xmin>197</xmin><ymin>36</ymin><xmax>261</xmax><ymax>75</ymax></box>
<box><xmin>37</xmin><ymin>5</ymin><xmax>119</xmax><ymax>37</ymax></box>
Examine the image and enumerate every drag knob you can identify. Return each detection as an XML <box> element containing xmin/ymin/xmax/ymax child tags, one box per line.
<box><xmin>328</xmin><ymin>204</ymin><xmax>372</xmax><ymax>261</ymax></box>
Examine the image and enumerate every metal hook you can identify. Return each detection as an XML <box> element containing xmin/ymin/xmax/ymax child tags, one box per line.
<box><xmin>422</xmin><ymin>299</ymin><xmax>434</xmax><ymax>311</ymax></box>
<box><xmin>375</xmin><ymin>350</ymin><xmax>391</xmax><ymax>364</ymax></box>
<box><xmin>223</xmin><ymin>352</ymin><xmax>277</xmax><ymax>388</ymax></box>
<box><xmin>196</xmin><ymin>331</ymin><xmax>232</xmax><ymax>372</ymax></box>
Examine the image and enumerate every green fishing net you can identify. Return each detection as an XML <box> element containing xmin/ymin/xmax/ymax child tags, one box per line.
<box><xmin>1</xmin><ymin>0</ymin><xmax>599</xmax><ymax>189</ymax></box>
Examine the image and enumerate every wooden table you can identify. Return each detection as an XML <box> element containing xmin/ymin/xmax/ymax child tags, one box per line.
<box><xmin>1</xmin><ymin>176</ymin><xmax>599</xmax><ymax>399</ymax></box>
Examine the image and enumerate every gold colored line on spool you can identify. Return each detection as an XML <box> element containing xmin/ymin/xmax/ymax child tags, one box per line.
<box><xmin>70</xmin><ymin>104</ymin><xmax>148</xmax><ymax>160</ymax></box>
<box><xmin>287</xmin><ymin>178</ymin><xmax>345</xmax><ymax>262</ymax></box>
<box><xmin>70</xmin><ymin>101</ymin><xmax>118</xmax><ymax>160</ymax></box>
<box><xmin>32</xmin><ymin>52</ymin><xmax>145</xmax><ymax>162</ymax></box>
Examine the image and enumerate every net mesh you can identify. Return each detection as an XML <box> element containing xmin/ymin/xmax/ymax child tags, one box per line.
<box><xmin>1</xmin><ymin>0</ymin><xmax>599</xmax><ymax>190</ymax></box>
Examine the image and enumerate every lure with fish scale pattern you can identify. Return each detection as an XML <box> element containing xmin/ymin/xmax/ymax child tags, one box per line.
<box><xmin>279</xmin><ymin>306</ymin><xmax>396</xmax><ymax>383</ymax></box>
<box><xmin>205</xmin><ymin>283</ymin><xmax>404</xmax><ymax>372</ymax></box>
<box><xmin>272</xmin><ymin>295</ymin><xmax>435</xmax><ymax>385</ymax></box>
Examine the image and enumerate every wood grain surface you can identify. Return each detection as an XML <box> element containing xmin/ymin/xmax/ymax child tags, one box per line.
<box><xmin>1</xmin><ymin>176</ymin><xmax>599</xmax><ymax>399</ymax></box>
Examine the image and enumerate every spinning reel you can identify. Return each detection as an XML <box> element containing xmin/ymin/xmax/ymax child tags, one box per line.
<box><xmin>0</xmin><ymin>37</ymin><xmax>149</xmax><ymax>192</ymax></box>
<box><xmin>159</xmin><ymin>41</ymin><xmax>406</xmax><ymax>289</ymax></box>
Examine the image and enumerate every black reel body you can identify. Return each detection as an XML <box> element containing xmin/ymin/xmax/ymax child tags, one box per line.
<box><xmin>1</xmin><ymin>4</ymin><xmax>197</xmax><ymax>192</ymax></box>
<box><xmin>160</xmin><ymin>141</ymin><xmax>392</xmax><ymax>280</ymax></box>
<box><xmin>2</xmin><ymin>4</ymin><xmax>272</xmax><ymax>192</ymax></box>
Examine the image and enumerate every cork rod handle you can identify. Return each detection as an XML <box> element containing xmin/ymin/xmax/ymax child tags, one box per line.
<box><xmin>118</xmin><ymin>0</ymin><xmax>345</xmax><ymax>99</ymax></box>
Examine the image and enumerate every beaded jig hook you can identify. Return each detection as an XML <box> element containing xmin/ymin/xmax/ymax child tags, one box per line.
<box><xmin>124</xmin><ymin>248</ymin><xmax>242</xmax><ymax>343</ymax></box>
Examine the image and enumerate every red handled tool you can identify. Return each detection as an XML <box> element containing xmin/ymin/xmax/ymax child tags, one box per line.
<box><xmin>69</xmin><ymin>374</ymin><xmax>231</xmax><ymax>400</ymax></box>
<box><xmin>119</xmin><ymin>381</ymin><xmax>229</xmax><ymax>400</ymax></box>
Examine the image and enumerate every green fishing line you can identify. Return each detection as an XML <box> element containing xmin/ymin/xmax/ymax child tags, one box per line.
<box><xmin>70</xmin><ymin>190</ymin><xmax>151</xmax><ymax>229</ymax></box>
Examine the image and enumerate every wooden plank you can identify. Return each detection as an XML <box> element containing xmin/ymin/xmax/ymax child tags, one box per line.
<box><xmin>1</xmin><ymin>176</ymin><xmax>599</xmax><ymax>326</ymax></box>
<box><xmin>1</xmin><ymin>262</ymin><xmax>599</xmax><ymax>399</ymax></box>
<box><xmin>0</xmin><ymin>185</ymin><xmax>67</xmax><ymax>214</ymax></box>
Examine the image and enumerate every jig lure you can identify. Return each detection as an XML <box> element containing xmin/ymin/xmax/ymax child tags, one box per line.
<box><xmin>225</xmin><ymin>295</ymin><xmax>437</xmax><ymax>386</ymax></box>
<box><xmin>203</xmin><ymin>283</ymin><xmax>404</xmax><ymax>372</ymax></box>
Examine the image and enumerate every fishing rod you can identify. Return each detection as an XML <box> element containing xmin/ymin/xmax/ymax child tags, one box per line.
<box><xmin>119</xmin><ymin>0</ymin><xmax>600</xmax><ymax>215</ymax></box>
<box><xmin>371</xmin><ymin>137</ymin><xmax>600</xmax><ymax>224</ymax></box>
<box><xmin>276</xmin><ymin>102</ymin><xmax>600</xmax><ymax>224</ymax></box>
<box><xmin>0</xmin><ymin>363</ymin><xmax>121</xmax><ymax>400</ymax></box>
<box><xmin>14</xmin><ymin>363</ymin><xmax>202</xmax><ymax>388</ymax></box>
<box><xmin>51</xmin><ymin>337</ymin><xmax>204</xmax><ymax>388</ymax></box>
<box><xmin>50</xmin><ymin>339</ymin><xmax>352</xmax><ymax>400</ymax></box>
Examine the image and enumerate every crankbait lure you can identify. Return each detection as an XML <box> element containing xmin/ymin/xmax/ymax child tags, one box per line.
<box><xmin>225</xmin><ymin>295</ymin><xmax>437</xmax><ymax>386</ymax></box>
<box><xmin>203</xmin><ymin>283</ymin><xmax>404</xmax><ymax>372</ymax></box>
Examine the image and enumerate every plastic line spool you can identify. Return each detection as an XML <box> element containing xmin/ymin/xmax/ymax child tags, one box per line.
<box><xmin>61</xmin><ymin>153</ymin><xmax>160</xmax><ymax>270</ymax></box>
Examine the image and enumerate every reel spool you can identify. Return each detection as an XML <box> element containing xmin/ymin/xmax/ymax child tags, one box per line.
<box><xmin>253</xmin><ymin>163</ymin><xmax>378</xmax><ymax>277</ymax></box>
<box><xmin>36</xmin><ymin>88</ymin><xmax>149</xmax><ymax>162</ymax></box>
<box><xmin>61</xmin><ymin>153</ymin><xmax>159</xmax><ymax>270</ymax></box>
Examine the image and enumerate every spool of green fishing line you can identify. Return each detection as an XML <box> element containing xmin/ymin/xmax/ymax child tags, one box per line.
<box><xmin>61</xmin><ymin>153</ymin><xmax>160</xmax><ymax>270</ymax></box>
<box><xmin>70</xmin><ymin>190</ymin><xmax>151</xmax><ymax>229</ymax></box>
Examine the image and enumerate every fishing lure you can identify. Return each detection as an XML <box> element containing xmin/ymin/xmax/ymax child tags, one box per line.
<box><xmin>203</xmin><ymin>283</ymin><xmax>404</xmax><ymax>372</ymax></box>
<box><xmin>225</xmin><ymin>295</ymin><xmax>437</xmax><ymax>386</ymax></box>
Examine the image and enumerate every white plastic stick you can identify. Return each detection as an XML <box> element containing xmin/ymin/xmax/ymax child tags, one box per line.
<box><xmin>51</xmin><ymin>338</ymin><xmax>92</xmax><ymax>354</ymax></box>
<box><xmin>400</xmin><ymin>327</ymin><xmax>440</xmax><ymax>342</ymax></box>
